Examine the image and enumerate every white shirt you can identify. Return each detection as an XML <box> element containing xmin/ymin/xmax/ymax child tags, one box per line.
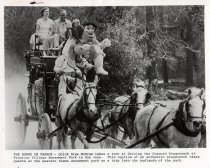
<box><xmin>54</xmin><ymin>18</ymin><xmax>72</xmax><ymax>38</ymax></box>
<box><xmin>36</xmin><ymin>18</ymin><xmax>53</xmax><ymax>39</ymax></box>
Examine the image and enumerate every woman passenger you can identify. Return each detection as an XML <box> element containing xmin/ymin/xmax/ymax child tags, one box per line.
<box><xmin>36</xmin><ymin>7</ymin><xmax>53</xmax><ymax>43</ymax></box>
<box><xmin>29</xmin><ymin>7</ymin><xmax>53</xmax><ymax>51</ymax></box>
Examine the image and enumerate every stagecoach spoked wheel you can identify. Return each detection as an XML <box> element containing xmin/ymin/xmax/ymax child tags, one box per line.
<box><xmin>14</xmin><ymin>93</ymin><xmax>28</xmax><ymax>145</ymax></box>
<box><xmin>37</xmin><ymin>113</ymin><xmax>53</xmax><ymax>149</ymax></box>
<box><xmin>100</xmin><ymin>113</ymin><xmax>112</xmax><ymax>148</ymax></box>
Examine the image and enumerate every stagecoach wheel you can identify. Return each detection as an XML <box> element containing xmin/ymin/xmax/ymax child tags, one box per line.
<box><xmin>37</xmin><ymin>113</ymin><xmax>53</xmax><ymax>149</ymax></box>
<box><xmin>14</xmin><ymin>93</ymin><xmax>28</xmax><ymax>145</ymax></box>
<box><xmin>100</xmin><ymin>113</ymin><xmax>112</xmax><ymax>148</ymax></box>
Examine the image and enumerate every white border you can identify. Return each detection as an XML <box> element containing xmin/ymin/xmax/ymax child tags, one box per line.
<box><xmin>2</xmin><ymin>0</ymin><xmax>208</xmax><ymax>6</ymax></box>
<box><xmin>1</xmin><ymin>0</ymin><xmax>210</xmax><ymax>168</ymax></box>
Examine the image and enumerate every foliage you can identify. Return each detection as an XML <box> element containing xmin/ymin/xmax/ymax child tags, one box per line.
<box><xmin>142</xmin><ymin>6</ymin><xmax>204</xmax><ymax>87</ymax></box>
<box><xmin>97</xmin><ymin>8</ymin><xmax>150</xmax><ymax>94</ymax></box>
<box><xmin>4</xmin><ymin>6</ymin><xmax>205</xmax><ymax>88</ymax></box>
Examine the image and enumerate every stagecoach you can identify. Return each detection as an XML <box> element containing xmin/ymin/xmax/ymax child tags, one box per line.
<box><xmin>13</xmin><ymin>47</ymin><xmax>134</xmax><ymax>149</ymax></box>
<box><xmin>14</xmin><ymin>49</ymin><xmax>60</xmax><ymax>149</ymax></box>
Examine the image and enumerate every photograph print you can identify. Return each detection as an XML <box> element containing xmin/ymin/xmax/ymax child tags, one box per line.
<box><xmin>4</xmin><ymin>6</ymin><xmax>205</xmax><ymax>150</ymax></box>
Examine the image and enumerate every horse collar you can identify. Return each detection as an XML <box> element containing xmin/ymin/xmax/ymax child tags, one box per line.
<box><xmin>173</xmin><ymin>102</ymin><xmax>200</xmax><ymax>137</ymax></box>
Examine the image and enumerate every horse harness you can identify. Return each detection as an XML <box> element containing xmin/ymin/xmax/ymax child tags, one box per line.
<box><xmin>67</xmin><ymin>85</ymin><xmax>99</xmax><ymax>123</ymax></box>
<box><xmin>146</xmin><ymin>104</ymin><xmax>171</xmax><ymax>148</ymax></box>
<box><xmin>111</xmin><ymin>91</ymin><xmax>143</xmax><ymax>122</ymax></box>
<box><xmin>173</xmin><ymin>97</ymin><xmax>205</xmax><ymax>137</ymax></box>
<box><xmin>146</xmin><ymin>97</ymin><xmax>206</xmax><ymax>148</ymax></box>
<box><xmin>111</xmin><ymin>88</ymin><xmax>150</xmax><ymax>135</ymax></box>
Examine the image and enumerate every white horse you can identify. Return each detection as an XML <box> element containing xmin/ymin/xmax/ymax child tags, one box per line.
<box><xmin>134</xmin><ymin>87</ymin><xmax>205</xmax><ymax>148</ymax></box>
<box><xmin>56</xmin><ymin>75</ymin><xmax>99</xmax><ymax>149</ymax></box>
<box><xmin>68</xmin><ymin>82</ymin><xmax>99</xmax><ymax>149</ymax></box>
<box><xmin>103</xmin><ymin>84</ymin><xmax>151</xmax><ymax>148</ymax></box>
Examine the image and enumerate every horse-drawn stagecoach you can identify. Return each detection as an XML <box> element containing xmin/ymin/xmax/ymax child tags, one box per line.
<box><xmin>14</xmin><ymin>49</ymin><xmax>60</xmax><ymax>148</ymax></box>
<box><xmin>13</xmin><ymin>47</ymin><xmax>142</xmax><ymax>149</ymax></box>
<box><xmin>14</xmin><ymin>46</ymin><xmax>206</xmax><ymax>149</ymax></box>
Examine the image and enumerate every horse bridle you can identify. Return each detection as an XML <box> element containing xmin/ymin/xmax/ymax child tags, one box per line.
<box><xmin>184</xmin><ymin>96</ymin><xmax>206</xmax><ymax>121</ymax></box>
<box><xmin>83</xmin><ymin>85</ymin><xmax>97</xmax><ymax>109</ymax></box>
<box><xmin>80</xmin><ymin>85</ymin><xmax>101</xmax><ymax>123</ymax></box>
<box><xmin>132</xmin><ymin>85</ymin><xmax>151</xmax><ymax>107</ymax></box>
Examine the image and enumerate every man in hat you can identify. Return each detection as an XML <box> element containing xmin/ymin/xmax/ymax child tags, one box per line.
<box><xmin>81</xmin><ymin>21</ymin><xmax>98</xmax><ymax>43</ymax></box>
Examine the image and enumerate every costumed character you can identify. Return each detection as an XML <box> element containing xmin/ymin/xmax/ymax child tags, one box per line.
<box><xmin>75</xmin><ymin>21</ymin><xmax>111</xmax><ymax>76</ymax></box>
<box><xmin>74</xmin><ymin>38</ymin><xmax>111</xmax><ymax>75</ymax></box>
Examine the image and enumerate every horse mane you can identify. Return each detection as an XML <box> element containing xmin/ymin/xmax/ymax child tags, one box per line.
<box><xmin>127</xmin><ymin>88</ymin><xmax>150</xmax><ymax>119</ymax></box>
<box><xmin>145</xmin><ymin>92</ymin><xmax>151</xmax><ymax>105</ymax></box>
<box><xmin>126</xmin><ymin>93</ymin><xmax>137</xmax><ymax>120</ymax></box>
<box><xmin>73</xmin><ymin>93</ymin><xmax>84</xmax><ymax>117</ymax></box>
<box><xmin>73</xmin><ymin>88</ymin><xmax>91</xmax><ymax>123</ymax></box>
<box><xmin>177</xmin><ymin>101</ymin><xmax>185</xmax><ymax>118</ymax></box>
<box><xmin>74</xmin><ymin>82</ymin><xmax>98</xmax><ymax>122</ymax></box>
<box><xmin>174</xmin><ymin>100</ymin><xmax>200</xmax><ymax>137</ymax></box>
<box><xmin>86</xmin><ymin>67</ymin><xmax>97</xmax><ymax>82</ymax></box>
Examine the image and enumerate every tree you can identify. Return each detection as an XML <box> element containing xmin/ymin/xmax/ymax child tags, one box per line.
<box><xmin>185</xmin><ymin>6</ymin><xmax>204</xmax><ymax>87</ymax></box>
<box><xmin>5</xmin><ymin>6</ymin><xmax>204</xmax><ymax>87</ymax></box>
<box><xmin>158</xmin><ymin>6</ymin><xmax>169</xmax><ymax>83</ymax></box>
